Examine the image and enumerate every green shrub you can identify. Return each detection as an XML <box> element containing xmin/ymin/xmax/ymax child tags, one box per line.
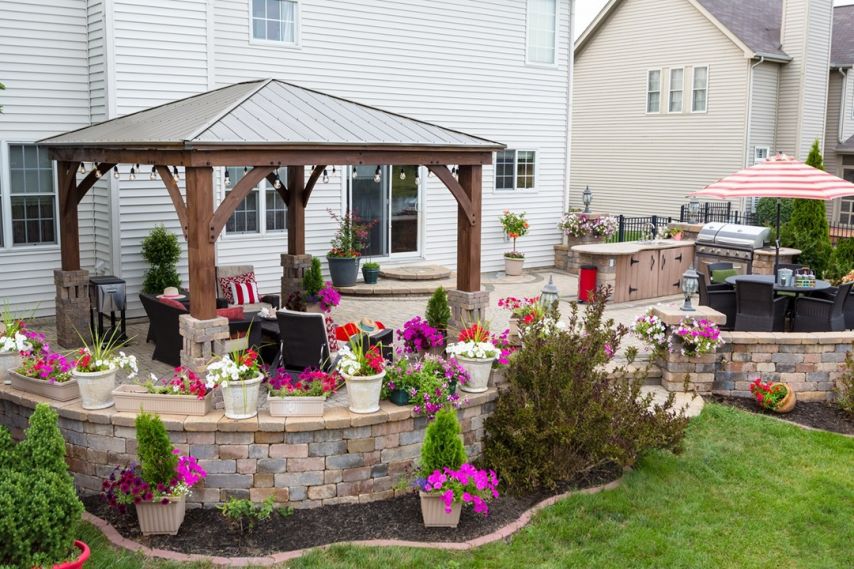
<box><xmin>755</xmin><ymin>197</ymin><xmax>793</xmax><ymax>230</ymax></box>
<box><xmin>302</xmin><ymin>257</ymin><xmax>324</xmax><ymax>297</ymax></box>
<box><xmin>419</xmin><ymin>407</ymin><xmax>467</xmax><ymax>476</ymax></box>
<box><xmin>217</xmin><ymin>497</ymin><xmax>291</xmax><ymax>532</ymax></box>
<box><xmin>142</xmin><ymin>225</ymin><xmax>182</xmax><ymax>294</ymax></box>
<box><xmin>426</xmin><ymin>287</ymin><xmax>451</xmax><ymax>331</ymax></box>
<box><xmin>16</xmin><ymin>404</ymin><xmax>69</xmax><ymax>478</ymax></box>
<box><xmin>0</xmin><ymin>426</ymin><xmax>13</xmax><ymax>469</ymax></box>
<box><xmin>482</xmin><ymin>291</ymin><xmax>687</xmax><ymax>494</ymax></box>
<box><xmin>363</xmin><ymin>261</ymin><xmax>380</xmax><ymax>270</ymax></box>
<box><xmin>136</xmin><ymin>413</ymin><xmax>177</xmax><ymax>487</ymax></box>
<box><xmin>827</xmin><ymin>238</ymin><xmax>854</xmax><ymax>281</ymax></box>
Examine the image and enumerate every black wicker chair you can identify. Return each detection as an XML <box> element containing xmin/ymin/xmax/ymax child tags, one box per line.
<box><xmin>698</xmin><ymin>272</ymin><xmax>736</xmax><ymax>330</ymax></box>
<box><xmin>275</xmin><ymin>309</ymin><xmax>337</xmax><ymax>375</ymax></box>
<box><xmin>139</xmin><ymin>293</ymin><xmax>186</xmax><ymax>366</ymax></box>
<box><xmin>734</xmin><ymin>281</ymin><xmax>787</xmax><ymax>332</ymax></box>
<box><xmin>792</xmin><ymin>282</ymin><xmax>853</xmax><ymax>332</ymax></box>
<box><xmin>813</xmin><ymin>285</ymin><xmax>854</xmax><ymax>329</ymax></box>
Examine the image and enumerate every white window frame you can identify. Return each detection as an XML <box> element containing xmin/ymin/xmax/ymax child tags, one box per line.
<box><xmin>220</xmin><ymin>167</ymin><xmax>288</xmax><ymax>239</ymax></box>
<box><xmin>646</xmin><ymin>69</ymin><xmax>662</xmax><ymax>114</ymax></box>
<box><xmin>248</xmin><ymin>0</ymin><xmax>301</xmax><ymax>49</ymax></box>
<box><xmin>754</xmin><ymin>146</ymin><xmax>770</xmax><ymax>164</ymax></box>
<box><xmin>668</xmin><ymin>67</ymin><xmax>684</xmax><ymax>113</ymax></box>
<box><xmin>691</xmin><ymin>65</ymin><xmax>709</xmax><ymax>113</ymax></box>
<box><xmin>0</xmin><ymin>141</ymin><xmax>61</xmax><ymax>251</ymax></box>
<box><xmin>494</xmin><ymin>149</ymin><xmax>538</xmax><ymax>192</ymax></box>
<box><xmin>525</xmin><ymin>0</ymin><xmax>559</xmax><ymax>66</ymax></box>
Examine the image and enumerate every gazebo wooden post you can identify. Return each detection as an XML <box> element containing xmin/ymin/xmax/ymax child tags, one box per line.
<box><xmin>281</xmin><ymin>165</ymin><xmax>311</xmax><ymax>301</ymax></box>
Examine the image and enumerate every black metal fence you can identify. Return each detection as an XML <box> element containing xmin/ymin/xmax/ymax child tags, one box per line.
<box><xmin>678</xmin><ymin>202</ymin><xmax>758</xmax><ymax>226</ymax></box>
<box><xmin>607</xmin><ymin>215</ymin><xmax>673</xmax><ymax>243</ymax></box>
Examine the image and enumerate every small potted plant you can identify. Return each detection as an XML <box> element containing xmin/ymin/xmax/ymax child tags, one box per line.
<box><xmin>10</xmin><ymin>350</ymin><xmax>79</xmax><ymax>402</ymax></box>
<box><xmin>362</xmin><ymin>261</ymin><xmax>381</xmax><ymax>285</ymax></box>
<box><xmin>71</xmin><ymin>330</ymin><xmax>137</xmax><ymax>410</ymax></box>
<box><xmin>205</xmin><ymin>347</ymin><xmax>264</xmax><ymax>419</ymax></box>
<box><xmin>631</xmin><ymin>309</ymin><xmax>670</xmax><ymax>358</ymax></box>
<box><xmin>302</xmin><ymin>257</ymin><xmax>325</xmax><ymax>312</ymax></box>
<box><xmin>113</xmin><ymin>367</ymin><xmax>213</xmax><ymax>416</ymax></box>
<box><xmin>382</xmin><ymin>356</ymin><xmax>461</xmax><ymax>413</ymax></box>
<box><xmin>102</xmin><ymin>413</ymin><xmax>206</xmax><ymax>536</ymax></box>
<box><xmin>670</xmin><ymin>317</ymin><xmax>723</xmax><ymax>357</ymax></box>
<box><xmin>326</xmin><ymin>209</ymin><xmax>375</xmax><ymax>287</ymax></box>
<box><xmin>317</xmin><ymin>281</ymin><xmax>341</xmax><ymax>314</ymax></box>
<box><xmin>497</xmin><ymin>296</ymin><xmax>543</xmax><ymax>337</ymax></box>
<box><xmin>445</xmin><ymin>323</ymin><xmax>498</xmax><ymax>393</ymax></box>
<box><xmin>338</xmin><ymin>336</ymin><xmax>386</xmax><ymax>414</ymax></box>
<box><xmin>750</xmin><ymin>377</ymin><xmax>796</xmax><ymax>413</ymax></box>
<box><xmin>417</xmin><ymin>408</ymin><xmax>499</xmax><ymax>527</ymax></box>
<box><xmin>267</xmin><ymin>367</ymin><xmax>339</xmax><ymax>417</ymax></box>
<box><xmin>500</xmin><ymin>210</ymin><xmax>529</xmax><ymax>276</ymax></box>
<box><xmin>397</xmin><ymin>316</ymin><xmax>445</xmax><ymax>359</ymax></box>
<box><xmin>426</xmin><ymin>286</ymin><xmax>451</xmax><ymax>340</ymax></box>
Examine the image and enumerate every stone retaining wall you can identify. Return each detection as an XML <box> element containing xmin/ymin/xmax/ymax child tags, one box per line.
<box><xmin>554</xmin><ymin>235</ymin><xmax>605</xmax><ymax>274</ymax></box>
<box><xmin>0</xmin><ymin>385</ymin><xmax>498</xmax><ymax>509</ymax></box>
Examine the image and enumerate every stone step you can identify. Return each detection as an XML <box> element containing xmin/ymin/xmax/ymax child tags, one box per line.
<box><xmin>378</xmin><ymin>265</ymin><xmax>451</xmax><ymax>281</ymax></box>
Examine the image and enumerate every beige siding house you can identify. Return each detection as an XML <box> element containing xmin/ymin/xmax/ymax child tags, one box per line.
<box><xmin>572</xmin><ymin>0</ymin><xmax>854</xmax><ymax>222</ymax></box>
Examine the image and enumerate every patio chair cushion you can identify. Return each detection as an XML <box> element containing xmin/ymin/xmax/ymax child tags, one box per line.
<box><xmin>335</xmin><ymin>321</ymin><xmax>387</xmax><ymax>342</ymax></box>
<box><xmin>158</xmin><ymin>297</ymin><xmax>187</xmax><ymax>312</ymax></box>
<box><xmin>228</xmin><ymin>279</ymin><xmax>260</xmax><ymax>305</ymax></box>
<box><xmin>218</xmin><ymin>271</ymin><xmax>255</xmax><ymax>304</ymax></box>
<box><xmin>711</xmin><ymin>268</ymin><xmax>738</xmax><ymax>284</ymax></box>
<box><xmin>217</xmin><ymin>307</ymin><xmax>245</xmax><ymax>321</ymax></box>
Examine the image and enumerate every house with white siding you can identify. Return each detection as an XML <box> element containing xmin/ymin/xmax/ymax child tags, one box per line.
<box><xmin>0</xmin><ymin>0</ymin><xmax>574</xmax><ymax>317</ymax></box>
<box><xmin>570</xmin><ymin>0</ymin><xmax>854</xmax><ymax>221</ymax></box>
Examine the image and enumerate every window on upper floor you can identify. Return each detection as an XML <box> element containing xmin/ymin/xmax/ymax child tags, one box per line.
<box><xmin>754</xmin><ymin>146</ymin><xmax>770</xmax><ymax>164</ymax></box>
<box><xmin>223</xmin><ymin>166</ymin><xmax>287</xmax><ymax>235</ymax></box>
<box><xmin>496</xmin><ymin>150</ymin><xmax>536</xmax><ymax>191</ymax></box>
<box><xmin>669</xmin><ymin>68</ymin><xmax>684</xmax><ymax>113</ymax></box>
<box><xmin>527</xmin><ymin>0</ymin><xmax>557</xmax><ymax>64</ymax></box>
<box><xmin>251</xmin><ymin>0</ymin><xmax>298</xmax><ymax>45</ymax></box>
<box><xmin>647</xmin><ymin>70</ymin><xmax>661</xmax><ymax>113</ymax></box>
<box><xmin>7</xmin><ymin>144</ymin><xmax>56</xmax><ymax>246</ymax></box>
<box><xmin>692</xmin><ymin>66</ymin><xmax>708</xmax><ymax>112</ymax></box>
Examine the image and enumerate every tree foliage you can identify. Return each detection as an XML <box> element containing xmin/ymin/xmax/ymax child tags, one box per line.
<box><xmin>419</xmin><ymin>407</ymin><xmax>467</xmax><ymax>476</ymax></box>
<box><xmin>141</xmin><ymin>225</ymin><xmax>182</xmax><ymax>294</ymax></box>
<box><xmin>302</xmin><ymin>257</ymin><xmax>324</xmax><ymax>297</ymax></box>
<box><xmin>136</xmin><ymin>412</ymin><xmax>177</xmax><ymax>487</ymax></box>
<box><xmin>426</xmin><ymin>287</ymin><xmax>451</xmax><ymax>331</ymax></box>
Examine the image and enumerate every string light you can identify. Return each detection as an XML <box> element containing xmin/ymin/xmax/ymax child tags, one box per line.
<box><xmin>331</xmin><ymin>166</ymin><xmax>336</xmax><ymax>175</ymax></box>
<box><xmin>352</xmin><ymin>168</ymin><xmax>358</xmax><ymax>180</ymax></box>
<box><xmin>243</xmin><ymin>166</ymin><xmax>248</xmax><ymax>174</ymax></box>
<box><xmin>172</xmin><ymin>166</ymin><xmax>180</xmax><ymax>182</ymax></box>
<box><xmin>224</xmin><ymin>169</ymin><xmax>231</xmax><ymax>188</ymax></box>
<box><xmin>94</xmin><ymin>166</ymin><xmax>102</xmax><ymax>179</ymax></box>
<box><xmin>452</xmin><ymin>166</ymin><xmax>459</xmax><ymax>179</ymax></box>
<box><xmin>322</xmin><ymin>169</ymin><xmax>329</xmax><ymax>184</ymax></box>
<box><xmin>150</xmin><ymin>166</ymin><xmax>158</xmax><ymax>180</ymax></box>
<box><xmin>373</xmin><ymin>165</ymin><xmax>382</xmax><ymax>184</ymax></box>
<box><xmin>399</xmin><ymin>168</ymin><xmax>406</xmax><ymax>181</ymax></box>
<box><xmin>274</xmin><ymin>175</ymin><xmax>282</xmax><ymax>190</ymax></box>
<box><xmin>112</xmin><ymin>166</ymin><xmax>120</xmax><ymax>179</ymax></box>
<box><xmin>129</xmin><ymin>166</ymin><xmax>136</xmax><ymax>181</ymax></box>
<box><xmin>415</xmin><ymin>171</ymin><xmax>421</xmax><ymax>185</ymax></box>
<box><xmin>78</xmin><ymin>162</ymin><xmax>86</xmax><ymax>174</ymax></box>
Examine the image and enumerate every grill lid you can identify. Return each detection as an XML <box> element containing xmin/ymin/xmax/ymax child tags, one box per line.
<box><xmin>697</xmin><ymin>222</ymin><xmax>727</xmax><ymax>243</ymax></box>
<box><xmin>712</xmin><ymin>224</ymin><xmax>769</xmax><ymax>249</ymax></box>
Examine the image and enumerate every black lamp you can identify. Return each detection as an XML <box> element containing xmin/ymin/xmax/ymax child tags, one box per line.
<box><xmin>582</xmin><ymin>186</ymin><xmax>593</xmax><ymax>213</ymax></box>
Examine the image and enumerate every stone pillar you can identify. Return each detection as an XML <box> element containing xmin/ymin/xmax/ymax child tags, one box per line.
<box><xmin>281</xmin><ymin>253</ymin><xmax>312</xmax><ymax>302</ymax></box>
<box><xmin>54</xmin><ymin>269</ymin><xmax>91</xmax><ymax>348</ymax></box>
<box><xmin>447</xmin><ymin>289</ymin><xmax>490</xmax><ymax>338</ymax></box>
<box><xmin>179</xmin><ymin>314</ymin><xmax>229</xmax><ymax>376</ymax></box>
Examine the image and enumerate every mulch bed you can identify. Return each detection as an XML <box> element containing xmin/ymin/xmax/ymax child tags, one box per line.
<box><xmin>711</xmin><ymin>395</ymin><xmax>854</xmax><ymax>435</ymax></box>
<box><xmin>82</xmin><ymin>462</ymin><xmax>621</xmax><ymax>557</ymax></box>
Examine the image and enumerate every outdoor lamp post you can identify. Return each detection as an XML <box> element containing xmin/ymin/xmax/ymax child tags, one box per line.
<box><xmin>680</xmin><ymin>266</ymin><xmax>700</xmax><ymax>312</ymax></box>
<box><xmin>688</xmin><ymin>197</ymin><xmax>700</xmax><ymax>224</ymax></box>
<box><xmin>540</xmin><ymin>275</ymin><xmax>560</xmax><ymax>310</ymax></box>
<box><xmin>582</xmin><ymin>186</ymin><xmax>593</xmax><ymax>213</ymax></box>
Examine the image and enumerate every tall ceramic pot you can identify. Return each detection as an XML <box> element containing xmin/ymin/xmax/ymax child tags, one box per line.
<box><xmin>72</xmin><ymin>369</ymin><xmax>117</xmax><ymax>410</ymax></box>
<box><xmin>135</xmin><ymin>494</ymin><xmax>186</xmax><ymax>536</ymax></box>
<box><xmin>342</xmin><ymin>370</ymin><xmax>385</xmax><ymax>414</ymax></box>
<box><xmin>327</xmin><ymin>256</ymin><xmax>360</xmax><ymax>287</ymax></box>
<box><xmin>504</xmin><ymin>256</ymin><xmax>524</xmax><ymax>276</ymax></box>
<box><xmin>221</xmin><ymin>374</ymin><xmax>263</xmax><ymax>419</ymax></box>
<box><xmin>0</xmin><ymin>351</ymin><xmax>21</xmax><ymax>385</ymax></box>
<box><xmin>456</xmin><ymin>355</ymin><xmax>495</xmax><ymax>393</ymax></box>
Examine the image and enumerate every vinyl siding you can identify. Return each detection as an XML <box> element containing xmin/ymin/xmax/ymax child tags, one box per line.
<box><xmin>571</xmin><ymin>0</ymin><xmax>748</xmax><ymax>217</ymax></box>
<box><xmin>826</xmin><ymin>71</ymin><xmax>844</xmax><ymax>178</ymax></box>
<box><xmin>749</xmin><ymin>62</ymin><xmax>780</xmax><ymax>165</ymax></box>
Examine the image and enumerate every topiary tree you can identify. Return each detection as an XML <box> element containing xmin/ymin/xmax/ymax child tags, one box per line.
<box><xmin>302</xmin><ymin>256</ymin><xmax>324</xmax><ymax>297</ymax></box>
<box><xmin>781</xmin><ymin>140</ymin><xmax>833</xmax><ymax>277</ymax></box>
<box><xmin>136</xmin><ymin>412</ymin><xmax>177</xmax><ymax>487</ymax></box>
<box><xmin>15</xmin><ymin>404</ymin><xmax>69</xmax><ymax>479</ymax></box>
<box><xmin>419</xmin><ymin>407</ymin><xmax>467</xmax><ymax>476</ymax></box>
<box><xmin>142</xmin><ymin>225</ymin><xmax>182</xmax><ymax>294</ymax></box>
<box><xmin>426</xmin><ymin>287</ymin><xmax>451</xmax><ymax>332</ymax></box>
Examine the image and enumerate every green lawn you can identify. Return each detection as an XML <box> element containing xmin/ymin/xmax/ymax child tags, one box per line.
<box><xmin>80</xmin><ymin>404</ymin><xmax>854</xmax><ymax>569</ymax></box>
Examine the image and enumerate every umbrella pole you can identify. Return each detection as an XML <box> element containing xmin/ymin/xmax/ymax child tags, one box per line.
<box><xmin>775</xmin><ymin>198</ymin><xmax>781</xmax><ymax>272</ymax></box>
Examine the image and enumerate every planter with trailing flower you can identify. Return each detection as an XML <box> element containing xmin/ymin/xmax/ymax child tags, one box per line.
<box><xmin>397</xmin><ymin>316</ymin><xmax>445</xmax><ymax>360</ymax></box>
<box><xmin>382</xmin><ymin>356</ymin><xmax>462</xmax><ymax>417</ymax></box>
<box><xmin>0</xmin><ymin>315</ymin><xmax>43</xmax><ymax>384</ymax></box>
<box><xmin>500</xmin><ymin>210</ymin><xmax>529</xmax><ymax>276</ymax></box>
<box><xmin>446</xmin><ymin>324</ymin><xmax>498</xmax><ymax>393</ymax></box>
<box><xmin>267</xmin><ymin>367</ymin><xmax>338</xmax><ymax>417</ymax></box>
<box><xmin>205</xmin><ymin>348</ymin><xmax>264</xmax><ymax>419</ymax></box>
<box><xmin>338</xmin><ymin>337</ymin><xmax>386</xmax><ymax>414</ymax></box>
<box><xmin>10</xmin><ymin>351</ymin><xmax>79</xmax><ymax>402</ymax></box>
<box><xmin>498</xmin><ymin>296</ymin><xmax>544</xmax><ymax>340</ymax></box>
<box><xmin>326</xmin><ymin>209</ymin><xmax>375</xmax><ymax>287</ymax></box>
<box><xmin>750</xmin><ymin>378</ymin><xmax>796</xmax><ymax>414</ymax></box>
<box><xmin>102</xmin><ymin>413</ymin><xmax>206</xmax><ymax>536</ymax></box>
<box><xmin>71</xmin><ymin>331</ymin><xmax>137</xmax><ymax>410</ymax></box>
<box><xmin>113</xmin><ymin>367</ymin><xmax>212</xmax><ymax>415</ymax></box>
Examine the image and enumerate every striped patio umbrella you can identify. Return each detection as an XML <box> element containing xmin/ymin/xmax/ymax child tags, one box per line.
<box><xmin>692</xmin><ymin>153</ymin><xmax>854</xmax><ymax>267</ymax></box>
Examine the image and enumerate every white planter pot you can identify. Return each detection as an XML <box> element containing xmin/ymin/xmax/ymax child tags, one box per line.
<box><xmin>221</xmin><ymin>374</ymin><xmax>263</xmax><ymax>420</ymax></box>
<box><xmin>9</xmin><ymin>371</ymin><xmax>80</xmax><ymax>402</ymax></box>
<box><xmin>343</xmin><ymin>370</ymin><xmax>385</xmax><ymax>414</ymax></box>
<box><xmin>504</xmin><ymin>256</ymin><xmax>524</xmax><ymax>276</ymax></box>
<box><xmin>135</xmin><ymin>494</ymin><xmax>186</xmax><ymax>536</ymax></box>
<box><xmin>0</xmin><ymin>351</ymin><xmax>21</xmax><ymax>385</ymax></box>
<box><xmin>420</xmin><ymin>491</ymin><xmax>462</xmax><ymax>528</ymax></box>
<box><xmin>72</xmin><ymin>368</ymin><xmax>117</xmax><ymax>410</ymax></box>
<box><xmin>456</xmin><ymin>355</ymin><xmax>495</xmax><ymax>393</ymax></box>
<box><xmin>268</xmin><ymin>394</ymin><xmax>326</xmax><ymax>417</ymax></box>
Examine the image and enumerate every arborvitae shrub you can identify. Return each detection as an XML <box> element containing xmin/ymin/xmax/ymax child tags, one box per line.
<box><xmin>302</xmin><ymin>257</ymin><xmax>324</xmax><ymax>297</ymax></box>
<box><xmin>142</xmin><ymin>225</ymin><xmax>182</xmax><ymax>294</ymax></box>
<box><xmin>426</xmin><ymin>286</ymin><xmax>451</xmax><ymax>331</ymax></box>
<box><xmin>0</xmin><ymin>426</ymin><xmax>14</xmax><ymax>468</ymax></box>
<box><xmin>136</xmin><ymin>413</ymin><xmax>177</xmax><ymax>487</ymax></box>
<box><xmin>16</xmin><ymin>403</ymin><xmax>69</xmax><ymax>478</ymax></box>
<box><xmin>828</xmin><ymin>237</ymin><xmax>854</xmax><ymax>281</ymax></box>
<box><xmin>420</xmin><ymin>407</ymin><xmax>467</xmax><ymax>476</ymax></box>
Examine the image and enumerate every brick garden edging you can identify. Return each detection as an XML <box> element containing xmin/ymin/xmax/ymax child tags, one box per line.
<box><xmin>82</xmin><ymin>475</ymin><xmax>626</xmax><ymax>565</ymax></box>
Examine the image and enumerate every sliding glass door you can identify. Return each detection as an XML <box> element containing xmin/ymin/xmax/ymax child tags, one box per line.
<box><xmin>349</xmin><ymin>165</ymin><xmax>421</xmax><ymax>258</ymax></box>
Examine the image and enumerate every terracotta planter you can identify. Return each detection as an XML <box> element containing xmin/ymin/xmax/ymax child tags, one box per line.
<box><xmin>419</xmin><ymin>491</ymin><xmax>462</xmax><ymax>528</ymax></box>
<box><xmin>113</xmin><ymin>384</ymin><xmax>213</xmax><ymax>416</ymax></box>
<box><xmin>456</xmin><ymin>355</ymin><xmax>495</xmax><ymax>393</ymax></box>
<box><xmin>221</xmin><ymin>374</ymin><xmax>263</xmax><ymax>419</ymax></box>
<box><xmin>72</xmin><ymin>369</ymin><xmax>117</xmax><ymax>410</ymax></box>
<box><xmin>53</xmin><ymin>540</ymin><xmax>90</xmax><ymax>569</ymax></box>
<box><xmin>504</xmin><ymin>256</ymin><xmax>524</xmax><ymax>276</ymax></box>
<box><xmin>342</xmin><ymin>370</ymin><xmax>385</xmax><ymax>414</ymax></box>
<box><xmin>268</xmin><ymin>394</ymin><xmax>326</xmax><ymax>417</ymax></box>
<box><xmin>771</xmin><ymin>383</ymin><xmax>796</xmax><ymax>414</ymax></box>
<box><xmin>0</xmin><ymin>351</ymin><xmax>21</xmax><ymax>385</ymax></box>
<box><xmin>8</xmin><ymin>371</ymin><xmax>80</xmax><ymax>402</ymax></box>
<box><xmin>135</xmin><ymin>494</ymin><xmax>186</xmax><ymax>536</ymax></box>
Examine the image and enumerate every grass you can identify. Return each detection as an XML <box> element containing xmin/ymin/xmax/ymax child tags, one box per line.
<box><xmin>79</xmin><ymin>404</ymin><xmax>853</xmax><ymax>568</ymax></box>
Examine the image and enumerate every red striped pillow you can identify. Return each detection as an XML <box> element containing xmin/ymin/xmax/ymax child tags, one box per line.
<box><xmin>229</xmin><ymin>280</ymin><xmax>259</xmax><ymax>305</ymax></box>
<box><xmin>219</xmin><ymin>272</ymin><xmax>255</xmax><ymax>304</ymax></box>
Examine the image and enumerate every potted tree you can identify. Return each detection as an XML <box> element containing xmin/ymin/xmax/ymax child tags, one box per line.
<box><xmin>205</xmin><ymin>347</ymin><xmax>264</xmax><ymax>419</ymax></box>
<box><xmin>445</xmin><ymin>323</ymin><xmax>498</xmax><ymax>393</ymax></box>
<box><xmin>102</xmin><ymin>413</ymin><xmax>206</xmax><ymax>536</ymax></box>
<box><xmin>338</xmin><ymin>336</ymin><xmax>386</xmax><ymax>414</ymax></box>
<box><xmin>141</xmin><ymin>225</ymin><xmax>182</xmax><ymax>294</ymax></box>
<box><xmin>426</xmin><ymin>286</ymin><xmax>451</xmax><ymax>341</ymax></box>
<box><xmin>113</xmin><ymin>367</ymin><xmax>213</xmax><ymax>416</ymax></box>
<box><xmin>326</xmin><ymin>209</ymin><xmax>373</xmax><ymax>287</ymax></box>
<box><xmin>71</xmin><ymin>330</ymin><xmax>137</xmax><ymax>410</ymax></box>
<box><xmin>302</xmin><ymin>257</ymin><xmax>324</xmax><ymax>312</ymax></box>
<box><xmin>500</xmin><ymin>210</ymin><xmax>529</xmax><ymax>276</ymax></box>
<box><xmin>267</xmin><ymin>368</ymin><xmax>338</xmax><ymax>417</ymax></box>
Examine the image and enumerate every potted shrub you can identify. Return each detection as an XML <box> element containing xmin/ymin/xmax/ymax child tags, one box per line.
<box><xmin>750</xmin><ymin>378</ymin><xmax>797</xmax><ymax>414</ymax></box>
<box><xmin>338</xmin><ymin>336</ymin><xmax>386</xmax><ymax>414</ymax></box>
<box><xmin>102</xmin><ymin>413</ymin><xmax>206</xmax><ymax>536</ymax></box>
<box><xmin>446</xmin><ymin>324</ymin><xmax>498</xmax><ymax>393</ymax></box>
<box><xmin>417</xmin><ymin>408</ymin><xmax>499</xmax><ymax>527</ymax></box>
<box><xmin>0</xmin><ymin>404</ymin><xmax>88</xmax><ymax>568</ymax></box>
<box><xmin>397</xmin><ymin>316</ymin><xmax>445</xmax><ymax>359</ymax></box>
<box><xmin>141</xmin><ymin>224</ymin><xmax>182</xmax><ymax>294</ymax></box>
<box><xmin>267</xmin><ymin>367</ymin><xmax>338</xmax><ymax>417</ymax></box>
<box><xmin>326</xmin><ymin>209</ymin><xmax>374</xmax><ymax>287</ymax></box>
<box><xmin>71</xmin><ymin>330</ymin><xmax>137</xmax><ymax>410</ymax></box>
<box><xmin>113</xmin><ymin>367</ymin><xmax>212</xmax><ymax>416</ymax></box>
<box><xmin>426</xmin><ymin>286</ymin><xmax>451</xmax><ymax>340</ymax></box>
<box><xmin>11</xmin><ymin>350</ymin><xmax>79</xmax><ymax>402</ymax></box>
<box><xmin>362</xmin><ymin>261</ymin><xmax>381</xmax><ymax>285</ymax></box>
<box><xmin>302</xmin><ymin>257</ymin><xmax>324</xmax><ymax>312</ymax></box>
<box><xmin>205</xmin><ymin>347</ymin><xmax>264</xmax><ymax>419</ymax></box>
<box><xmin>500</xmin><ymin>210</ymin><xmax>529</xmax><ymax>276</ymax></box>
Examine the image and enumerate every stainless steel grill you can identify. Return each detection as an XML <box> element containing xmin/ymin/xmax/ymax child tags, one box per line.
<box><xmin>89</xmin><ymin>276</ymin><xmax>127</xmax><ymax>342</ymax></box>
<box><xmin>695</xmin><ymin>223</ymin><xmax>770</xmax><ymax>274</ymax></box>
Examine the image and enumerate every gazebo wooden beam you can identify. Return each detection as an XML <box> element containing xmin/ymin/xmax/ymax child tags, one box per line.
<box><xmin>287</xmin><ymin>166</ymin><xmax>306</xmax><ymax>256</ymax></box>
<box><xmin>57</xmin><ymin>161</ymin><xmax>81</xmax><ymax>271</ymax></box>
<box><xmin>185</xmin><ymin>166</ymin><xmax>216</xmax><ymax>320</ymax></box>
<box><xmin>209</xmin><ymin>166</ymin><xmax>276</xmax><ymax>241</ymax></box>
<box><xmin>265</xmin><ymin>173</ymin><xmax>290</xmax><ymax>204</ymax></box>
<box><xmin>456</xmin><ymin>165</ymin><xmax>482</xmax><ymax>292</ymax></box>
<box><xmin>71</xmin><ymin>162</ymin><xmax>115</xmax><ymax>207</ymax></box>
<box><xmin>155</xmin><ymin>165</ymin><xmax>188</xmax><ymax>239</ymax></box>
<box><xmin>303</xmin><ymin>165</ymin><xmax>326</xmax><ymax>207</ymax></box>
<box><xmin>427</xmin><ymin>165</ymin><xmax>476</xmax><ymax>225</ymax></box>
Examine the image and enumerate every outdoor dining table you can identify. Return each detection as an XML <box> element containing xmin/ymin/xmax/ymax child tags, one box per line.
<box><xmin>724</xmin><ymin>274</ymin><xmax>832</xmax><ymax>297</ymax></box>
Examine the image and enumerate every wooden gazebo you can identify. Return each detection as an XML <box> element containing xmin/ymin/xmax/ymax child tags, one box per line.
<box><xmin>40</xmin><ymin>79</ymin><xmax>503</xmax><ymax>350</ymax></box>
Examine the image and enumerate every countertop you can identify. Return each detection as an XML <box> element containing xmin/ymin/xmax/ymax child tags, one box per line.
<box><xmin>571</xmin><ymin>240</ymin><xmax>695</xmax><ymax>255</ymax></box>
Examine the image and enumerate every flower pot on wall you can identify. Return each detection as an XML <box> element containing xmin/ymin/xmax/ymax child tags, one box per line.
<box><xmin>268</xmin><ymin>395</ymin><xmax>326</xmax><ymax>417</ymax></box>
<box><xmin>328</xmin><ymin>257</ymin><xmax>360</xmax><ymax>287</ymax></box>
<box><xmin>0</xmin><ymin>351</ymin><xmax>21</xmax><ymax>385</ymax></box>
<box><xmin>504</xmin><ymin>256</ymin><xmax>524</xmax><ymax>276</ymax></box>
<box><xmin>389</xmin><ymin>388</ymin><xmax>411</xmax><ymax>406</ymax></box>
<box><xmin>9</xmin><ymin>371</ymin><xmax>80</xmax><ymax>402</ymax></box>
<box><xmin>342</xmin><ymin>370</ymin><xmax>385</xmax><ymax>414</ymax></box>
<box><xmin>419</xmin><ymin>491</ymin><xmax>462</xmax><ymax>528</ymax></box>
<box><xmin>113</xmin><ymin>384</ymin><xmax>212</xmax><ymax>416</ymax></box>
<box><xmin>456</xmin><ymin>355</ymin><xmax>495</xmax><ymax>393</ymax></box>
<box><xmin>771</xmin><ymin>383</ymin><xmax>796</xmax><ymax>413</ymax></box>
<box><xmin>72</xmin><ymin>369</ymin><xmax>117</xmax><ymax>410</ymax></box>
<box><xmin>135</xmin><ymin>494</ymin><xmax>186</xmax><ymax>536</ymax></box>
<box><xmin>221</xmin><ymin>374</ymin><xmax>263</xmax><ymax>420</ymax></box>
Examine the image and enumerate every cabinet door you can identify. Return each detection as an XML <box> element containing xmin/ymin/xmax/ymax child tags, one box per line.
<box><xmin>659</xmin><ymin>247</ymin><xmax>691</xmax><ymax>297</ymax></box>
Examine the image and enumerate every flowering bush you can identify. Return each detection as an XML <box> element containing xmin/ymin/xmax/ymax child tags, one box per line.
<box><xmin>749</xmin><ymin>378</ymin><xmax>789</xmax><ymax>410</ymax></box>
<box><xmin>558</xmin><ymin>211</ymin><xmax>618</xmax><ymax>239</ymax></box>
<box><xmin>338</xmin><ymin>338</ymin><xmax>385</xmax><ymax>377</ymax></box>
<box><xmin>397</xmin><ymin>316</ymin><xmax>444</xmax><ymax>354</ymax></box>
<box><xmin>144</xmin><ymin>367</ymin><xmax>209</xmax><ymax>400</ymax></box>
<box><xmin>632</xmin><ymin>309</ymin><xmax>669</xmax><ymax>354</ymax></box>
<box><xmin>447</xmin><ymin>324</ymin><xmax>498</xmax><ymax>360</ymax></box>
<box><xmin>268</xmin><ymin>367</ymin><xmax>338</xmax><ymax>397</ymax></box>
<box><xmin>317</xmin><ymin>281</ymin><xmax>341</xmax><ymax>313</ymax></box>
<box><xmin>204</xmin><ymin>348</ymin><xmax>262</xmax><ymax>389</ymax></box>
<box><xmin>420</xmin><ymin>464</ymin><xmax>500</xmax><ymax>516</ymax></box>
<box><xmin>498</xmin><ymin>296</ymin><xmax>544</xmax><ymax>326</ymax></box>
<box><xmin>327</xmin><ymin>209</ymin><xmax>375</xmax><ymax>258</ymax></box>
<box><xmin>671</xmin><ymin>317</ymin><xmax>723</xmax><ymax>357</ymax></box>
<box><xmin>102</xmin><ymin>451</ymin><xmax>206</xmax><ymax>512</ymax></box>
<box><xmin>15</xmin><ymin>351</ymin><xmax>73</xmax><ymax>383</ymax></box>
<box><xmin>499</xmin><ymin>210</ymin><xmax>529</xmax><ymax>258</ymax></box>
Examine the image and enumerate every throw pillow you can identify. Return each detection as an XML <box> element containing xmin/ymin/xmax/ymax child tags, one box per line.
<box><xmin>159</xmin><ymin>297</ymin><xmax>187</xmax><ymax>312</ymax></box>
<box><xmin>219</xmin><ymin>271</ymin><xmax>255</xmax><ymax>304</ymax></box>
<box><xmin>229</xmin><ymin>280</ymin><xmax>260</xmax><ymax>305</ymax></box>
<box><xmin>216</xmin><ymin>307</ymin><xmax>245</xmax><ymax>321</ymax></box>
